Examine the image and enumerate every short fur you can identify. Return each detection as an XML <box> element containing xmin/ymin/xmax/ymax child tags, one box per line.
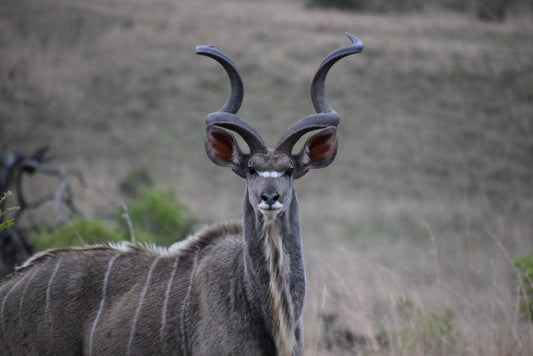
<box><xmin>0</xmin><ymin>223</ymin><xmax>291</xmax><ymax>355</ymax></box>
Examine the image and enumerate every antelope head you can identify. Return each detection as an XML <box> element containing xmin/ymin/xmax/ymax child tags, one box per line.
<box><xmin>197</xmin><ymin>33</ymin><xmax>363</xmax><ymax>222</ymax></box>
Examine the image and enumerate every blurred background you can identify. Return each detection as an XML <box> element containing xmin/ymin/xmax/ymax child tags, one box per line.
<box><xmin>1</xmin><ymin>0</ymin><xmax>532</xmax><ymax>354</ymax></box>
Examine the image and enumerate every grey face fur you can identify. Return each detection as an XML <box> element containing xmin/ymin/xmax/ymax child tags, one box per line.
<box><xmin>205</xmin><ymin>126</ymin><xmax>340</xmax><ymax>222</ymax></box>
<box><xmin>0</xmin><ymin>33</ymin><xmax>362</xmax><ymax>356</ymax></box>
<box><xmin>247</xmin><ymin>152</ymin><xmax>295</xmax><ymax>221</ymax></box>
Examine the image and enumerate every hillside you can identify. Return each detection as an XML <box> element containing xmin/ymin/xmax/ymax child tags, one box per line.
<box><xmin>1</xmin><ymin>0</ymin><xmax>533</xmax><ymax>354</ymax></box>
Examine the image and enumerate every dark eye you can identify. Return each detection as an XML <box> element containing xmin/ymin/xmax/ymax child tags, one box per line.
<box><xmin>285</xmin><ymin>168</ymin><xmax>294</xmax><ymax>177</ymax></box>
<box><xmin>248</xmin><ymin>167</ymin><xmax>256</xmax><ymax>176</ymax></box>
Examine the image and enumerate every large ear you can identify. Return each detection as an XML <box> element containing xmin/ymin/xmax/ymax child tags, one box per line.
<box><xmin>294</xmin><ymin>126</ymin><xmax>338</xmax><ymax>178</ymax></box>
<box><xmin>205</xmin><ymin>125</ymin><xmax>246</xmax><ymax>177</ymax></box>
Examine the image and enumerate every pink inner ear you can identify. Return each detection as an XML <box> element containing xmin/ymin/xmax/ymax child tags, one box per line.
<box><xmin>308</xmin><ymin>131</ymin><xmax>336</xmax><ymax>163</ymax></box>
<box><xmin>208</xmin><ymin>131</ymin><xmax>234</xmax><ymax>163</ymax></box>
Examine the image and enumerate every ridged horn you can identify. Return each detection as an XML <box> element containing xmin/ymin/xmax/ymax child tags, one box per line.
<box><xmin>275</xmin><ymin>33</ymin><xmax>363</xmax><ymax>153</ymax></box>
<box><xmin>196</xmin><ymin>45</ymin><xmax>267</xmax><ymax>153</ymax></box>
<box><xmin>195</xmin><ymin>45</ymin><xmax>243</xmax><ymax>114</ymax></box>
<box><xmin>311</xmin><ymin>33</ymin><xmax>363</xmax><ymax>114</ymax></box>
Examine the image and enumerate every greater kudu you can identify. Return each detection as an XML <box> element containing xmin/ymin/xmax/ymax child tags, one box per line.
<box><xmin>0</xmin><ymin>33</ymin><xmax>362</xmax><ymax>355</ymax></box>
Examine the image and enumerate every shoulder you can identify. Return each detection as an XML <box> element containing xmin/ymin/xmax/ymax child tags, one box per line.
<box><xmin>162</xmin><ymin>221</ymin><xmax>243</xmax><ymax>257</ymax></box>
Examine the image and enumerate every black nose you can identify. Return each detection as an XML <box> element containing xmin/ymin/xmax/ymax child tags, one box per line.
<box><xmin>261</xmin><ymin>192</ymin><xmax>279</xmax><ymax>206</ymax></box>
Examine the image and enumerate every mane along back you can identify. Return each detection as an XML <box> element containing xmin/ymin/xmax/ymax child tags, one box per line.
<box><xmin>16</xmin><ymin>221</ymin><xmax>243</xmax><ymax>272</ymax></box>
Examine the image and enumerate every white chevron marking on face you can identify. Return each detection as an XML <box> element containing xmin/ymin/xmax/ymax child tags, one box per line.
<box><xmin>258</xmin><ymin>171</ymin><xmax>283</xmax><ymax>178</ymax></box>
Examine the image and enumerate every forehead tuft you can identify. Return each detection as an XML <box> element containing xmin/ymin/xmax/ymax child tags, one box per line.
<box><xmin>249</xmin><ymin>152</ymin><xmax>293</xmax><ymax>170</ymax></box>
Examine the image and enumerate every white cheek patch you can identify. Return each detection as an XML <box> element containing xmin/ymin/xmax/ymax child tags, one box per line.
<box><xmin>258</xmin><ymin>171</ymin><xmax>283</xmax><ymax>178</ymax></box>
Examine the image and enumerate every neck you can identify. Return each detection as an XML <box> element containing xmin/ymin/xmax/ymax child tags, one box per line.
<box><xmin>242</xmin><ymin>188</ymin><xmax>305</xmax><ymax>355</ymax></box>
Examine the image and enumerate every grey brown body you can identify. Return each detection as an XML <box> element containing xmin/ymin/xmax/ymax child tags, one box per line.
<box><xmin>0</xmin><ymin>33</ymin><xmax>362</xmax><ymax>355</ymax></box>
<box><xmin>1</xmin><ymin>224</ymin><xmax>282</xmax><ymax>355</ymax></box>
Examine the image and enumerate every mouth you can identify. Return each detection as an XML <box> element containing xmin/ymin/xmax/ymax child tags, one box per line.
<box><xmin>257</xmin><ymin>202</ymin><xmax>283</xmax><ymax>218</ymax></box>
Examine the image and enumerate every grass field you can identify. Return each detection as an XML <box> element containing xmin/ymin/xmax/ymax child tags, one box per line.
<box><xmin>1</xmin><ymin>0</ymin><xmax>533</xmax><ymax>354</ymax></box>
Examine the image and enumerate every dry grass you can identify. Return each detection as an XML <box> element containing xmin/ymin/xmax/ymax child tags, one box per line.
<box><xmin>303</xmin><ymin>232</ymin><xmax>533</xmax><ymax>355</ymax></box>
<box><xmin>1</xmin><ymin>0</ymin><xmax>533</xmax><ymax>354</ymax></box>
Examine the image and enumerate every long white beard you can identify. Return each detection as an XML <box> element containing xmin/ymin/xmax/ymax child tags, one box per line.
<box><xmin>261</xmin><ymin>221</ymin><xmax>295</xmax><ymax>356</ymax></box>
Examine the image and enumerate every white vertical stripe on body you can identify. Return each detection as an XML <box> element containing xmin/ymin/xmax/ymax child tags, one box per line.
<box><xmin>1</xmin><ymin>271</ymin><xmax>27</xmax><ymax>352</ymax></box>
<box><xmin>18</xmin><ymin>266</ymin><xmax>42</xmax><ymax>328</ymax></box>
<box><xmin>160</xmin><ymin>256</ymin><xmax>180</xmax><ymax>347</ymax></box>
<box><xmin>180</xmin><ymin>250</ymin><xmax>199</xmax><ymax>355</ymax></box>
<box><xmin>45</xmin><ymin>258</ymin><xmax>62</xmax><ymax>331</ymax></box>
<box><xmin>127</xmin><ymin>257</ymin><xmax>159</xmax><ymax>355</ymax></box>
<box><xmin>89</xmin><ymin>254</ymin><xmax>120</xmax><ymax>356</ymax></box>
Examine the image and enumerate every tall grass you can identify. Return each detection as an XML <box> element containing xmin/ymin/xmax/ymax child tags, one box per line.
<box><xmin>304</xmin><ymin>235</ymin><xmax>533</xmax><ymax>355</ymax></box>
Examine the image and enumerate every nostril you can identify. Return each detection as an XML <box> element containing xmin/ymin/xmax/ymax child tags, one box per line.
<box><xmin>261</xmin><ymin>192</ymin><xmax>279</xmax><ymax>205</ymax></box>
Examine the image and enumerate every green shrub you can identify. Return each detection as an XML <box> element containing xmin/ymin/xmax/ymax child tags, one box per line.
<box><xmin>32</xmin><ymin>218</ymin><xmax>123</xmax><ymax>250</ymax></box>
<box><xmin>514</xmin><ymin>253</ymin><xmax>533</xmax><ymax>322</ymax></box>
<box><xmin>396</xmin><ymin>296</ymin><xmax>457</xmax><ymax>354</ymax></box>
<box><xmin>31</xmin><ymin>187</ymin><xmax>195</xmax><ymax>250</ymax></box>
<box><xmin>120</xmin><ymin>187</ymin><xmax>194</xmax><ymax>246</ymax></box>
<box><xmin>0</xmin><ymin>191</ymin><xmax>18</xmax><ymax>233</ymax></box>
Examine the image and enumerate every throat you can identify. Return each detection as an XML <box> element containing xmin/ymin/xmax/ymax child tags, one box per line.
<box><xmin>261</xmin><ymin>221</ymin><xmax>295</xmax><ymax>356</ymax></box>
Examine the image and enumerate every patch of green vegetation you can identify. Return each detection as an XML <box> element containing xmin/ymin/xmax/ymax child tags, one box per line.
<box><xmin>0</xmin><ymin>191</ymin><xmax>19</xmax><ymax>233</ymax></box>
<box><xmin>395</xmin><ymin>296</ymin><xmax>458</xmax><ymax>354</ymax></box>
<box><xmin>32</xmin><ymin>187</ymin><xmax>195</xmax><ymax>250</ymax></box>
<box><xmin>32</xmin><ymin>218</ymin><xmax>123</xmax><ymax>250</ymax></box>
<box><xmin>514</xmin><ymin>253</ymin><xmax>533</xmax><ymax>322</ymax></box>
<box><xmin>119</xmin><ymin>187</ymin><xmax>194</xmax><ymax>246</ymax></box>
